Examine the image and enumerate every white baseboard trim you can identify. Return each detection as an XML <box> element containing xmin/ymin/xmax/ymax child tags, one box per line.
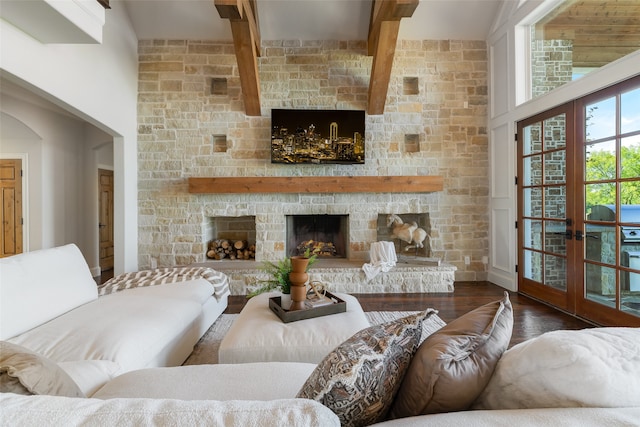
<box><xmin>90</xmin><ymin>266</ymin><xmax>102</xmax><ymax>278</ymax></box>
<box><xmin>488</xmin><ymin>270</ymin><xmax>517</xmax><ymax>292</ymax></box>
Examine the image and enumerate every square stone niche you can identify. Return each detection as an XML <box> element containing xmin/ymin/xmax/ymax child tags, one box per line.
<box><xmin>207</xmin><ymin>216</ymin><xmax>256</xmax><ymax>260</ymax></box>
<box><xmin>403</xmin><ymin>77</ymin><xmax>419</xmax><ymax>95</ymax></box>
<box><xmin>377</xmin><ymin>213</ymin><xmax>431</xmax><ymax>257</ymax></box>
<box><xmin>404</xmin><ymin>134</ymin><xmax>420</xmax><ymax>153</ymax></box>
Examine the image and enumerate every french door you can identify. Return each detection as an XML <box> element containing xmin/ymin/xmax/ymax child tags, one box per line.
<box><xmin>518</xmin><ymin>103</ymin><xmax>577</xmax><ymax>313</ymax></box>
<box><xmin>517</xmin><ymin>75</ymin><xmax>640</xmax><ymax>326</ymax></box>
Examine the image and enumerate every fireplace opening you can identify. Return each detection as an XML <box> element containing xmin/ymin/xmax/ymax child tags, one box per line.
<box><xmin>286</xmin><ymin>214</ymin><xmax>348</xmax><ymax>258</ymax></box>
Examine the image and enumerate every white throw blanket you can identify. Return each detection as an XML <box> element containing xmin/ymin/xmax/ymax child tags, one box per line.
<box><xmin>0</xmin><ymin>394</ymin><xmax>341</xmax><ymax>427</ymax></box>
<box><xmin>362</xmin><ymin>241</ymin><xmax>397</xmax><ymax>280</ymax></box>
<box><xmin>98</xmin><ymin>266</ymin><xmax>230</xmax><ymax>302</ymax></box>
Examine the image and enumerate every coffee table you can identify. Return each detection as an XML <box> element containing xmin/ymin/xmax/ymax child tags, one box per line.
<box><xmin>218</xmin><ymin>292</ymin><xmax>370</xmax><ymax>364</ymax></box>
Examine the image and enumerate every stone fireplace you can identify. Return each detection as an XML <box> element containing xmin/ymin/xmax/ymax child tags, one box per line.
<box><xmin>200</xmin><ymin>206</ymin><xmax>455</xmax><ymax>296</ymax></box>
<box><xmin>137</xmin><ymin>39</ymin><xmax>490</xmax><ymax>287</ymax></box>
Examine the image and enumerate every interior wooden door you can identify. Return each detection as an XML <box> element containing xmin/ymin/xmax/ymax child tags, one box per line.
<box><xmin>0</xmin><ymin>159</ymin><xmax>23</xmax><ymax>258</ymax></box>
<box><xmin>517</xmin><ymin>103</ymin><xmax>577</xmax><ymax>313</ymax></box>
<box><xmin>99</xmin><ymin>169</ymin><xmax>114</xmax><ymax>272</ymax></box>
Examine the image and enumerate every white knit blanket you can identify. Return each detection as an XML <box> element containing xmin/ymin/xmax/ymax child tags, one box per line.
<box><xmin>362</xmin><ymin>241</ymin><xmax>397</xmax><ymax>280</ymax></box>
<box><xmin>0</xmin><ymin>394</ymin><xmax>340</xmax><ymax>427</ymax></box>
<box><xmin>98</xmin><ymin>267</ymin><xmax>230</xmax><ymax>302</ymax></box>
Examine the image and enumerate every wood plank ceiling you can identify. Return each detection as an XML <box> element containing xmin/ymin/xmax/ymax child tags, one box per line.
<box><xmin>215</xmin><ymin>0</ymin><xmax>418</xmax><ymax>116</ymax></box>
<box><xmin>535</xmin><ymin>0</ymin><xmax>640</xmax><ymax>68</ymax></box>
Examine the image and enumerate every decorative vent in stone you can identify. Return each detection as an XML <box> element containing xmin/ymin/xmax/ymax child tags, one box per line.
<box><xmin>213</xmin><ymin>135</ymin><xmax>228</xmax><ymax>152</ymax></box>
<box><xmin>211</xmin><ymin>78</ymin><xmax>228</xmax><ymax>95</ymax></box>
<box><xmin>404</xmin><ymin>134</ymin><xmax>420</xmax><ymax>153</ymax></box>
<box><xmin>403</xmin><ymin>77</ymin><xmax>419</xmax><ymax>95</ymax></box>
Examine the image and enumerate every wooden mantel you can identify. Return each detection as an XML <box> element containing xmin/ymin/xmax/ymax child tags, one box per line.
<box><xmin>188</xmin><ymin>175</ymin><xmax>443</xmax><ymax>194</ymax></box>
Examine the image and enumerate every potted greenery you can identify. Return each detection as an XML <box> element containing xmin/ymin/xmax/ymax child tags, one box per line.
<box><xmin>247</xmin><ymin>250</ymin><xmax>317</xmax><ymax>298</ymax></box>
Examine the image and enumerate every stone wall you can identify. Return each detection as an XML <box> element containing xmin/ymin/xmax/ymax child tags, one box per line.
<box><xmin>531</xmin><ymin>33</ymin><xmax>573</xmax><ymax>98</ymax></box>
<box><xmin>137</xmin><ymin>39</ymin><xmax>489</xmax><ymax>281</ymax></box>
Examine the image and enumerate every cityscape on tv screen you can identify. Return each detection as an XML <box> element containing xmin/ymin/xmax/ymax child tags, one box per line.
<box><xmin>271</xmin><ymin>109</ymin><xmax>365</xmax><ymax>164</ymax></box>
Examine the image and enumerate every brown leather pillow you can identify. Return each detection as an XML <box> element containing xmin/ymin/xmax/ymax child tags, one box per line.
<box><xmin>388</xmin><ymin>292</ymin><xmax>513</xmax><ymax>419</ymax></box>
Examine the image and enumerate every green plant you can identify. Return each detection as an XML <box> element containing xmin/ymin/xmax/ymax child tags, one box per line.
<box><xmin>247</xmin><ymin>250</ymin><xmax>317</xmax><ymax>298</ymax></box>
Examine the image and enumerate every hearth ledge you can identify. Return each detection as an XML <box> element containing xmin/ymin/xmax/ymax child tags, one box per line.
<box><xmin>191</xmin><ymin>260</ymin><xmax>456</xmax><ymax>295</ymax></box>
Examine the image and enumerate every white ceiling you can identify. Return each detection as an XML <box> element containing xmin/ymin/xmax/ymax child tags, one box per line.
<box><xmin>122</xmin><ymin>0</ymin><xmax>505</xmax><ymax>42</ymax></box>
<box><xmin>0</xmin><ymin>0</ymin><xmax>504</xmax><ymax>119</ymax></box>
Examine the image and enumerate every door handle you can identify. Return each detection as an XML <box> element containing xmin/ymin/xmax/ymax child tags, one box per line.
<box><xmin>549</xmin><ymin>231</ymin><xmax>573</xmax><ymax>240</ymax></box>
<box><xmin>574</xmin><ymin>230</ymin><xmax>599</xmax><ymax>241</ymax></box>
<box><xmin>99</xmin><ymin>223</ymin><xmax>107</xmax><ymax>228</ymax></box>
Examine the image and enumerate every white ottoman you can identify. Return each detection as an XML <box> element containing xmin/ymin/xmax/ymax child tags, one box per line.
<box><xmin>219</xmin><ymin>292</ymin><xmax>370</xmax><ymax>364</ymax></box>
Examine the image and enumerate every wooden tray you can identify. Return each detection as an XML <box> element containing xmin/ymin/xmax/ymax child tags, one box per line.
<box><xmin>269</xmin><ymin>291</ymin><xmax>346</xmax><ymax>323</ymax></box>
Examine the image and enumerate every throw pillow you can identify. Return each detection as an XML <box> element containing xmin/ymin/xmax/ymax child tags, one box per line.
<box><xmin>0</xmin><ymin>341</ymin><xmax>85</xmax><ymax>397</ymax></box>
<box><xmin>297</xmin><ymin>309</ymin><xmax>442</xmax><ymax>427</ymax></box>
<box><xmin>472</xmin><ymin>327</ymin><xmax>640</xmax><ymax>410</ymax></box>
<box><xmin>388</xmin><ymin>292</ymin><xmax>513</xmax><ymax>419</ymax></box>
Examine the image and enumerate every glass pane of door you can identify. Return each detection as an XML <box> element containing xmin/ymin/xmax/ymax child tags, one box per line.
<box><xmin>518</xmin><ymin>105</ymin><xmax>574</xmax><ymax>311</ymax></box>
<box><xmin>578</xmin><ymin>79</ymin><xmax>640</xmax><ymax>323</ymax></box>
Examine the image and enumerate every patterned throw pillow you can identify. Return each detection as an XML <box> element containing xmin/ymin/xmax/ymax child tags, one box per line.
<box><xmin>297</xmin><ymin>309</ymin><xmax>442</xmax><ymax>427</ymax></box>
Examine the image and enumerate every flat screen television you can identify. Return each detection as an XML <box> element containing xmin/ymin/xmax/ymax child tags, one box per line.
<box><xmin>271</xmin><ymin>109</ymin><xmax>365</xmax><ymax>164</ymax></box>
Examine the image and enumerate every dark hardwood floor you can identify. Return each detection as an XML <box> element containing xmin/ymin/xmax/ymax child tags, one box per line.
<box><xmin>225</xmin><ymin>281</ymin><xmax>595</xmax><ymax>348</ymax></box>
<box><xmin>96</xmin><ymin>270</ymin><xmax>594</xmax><ymax>348</ymax></box>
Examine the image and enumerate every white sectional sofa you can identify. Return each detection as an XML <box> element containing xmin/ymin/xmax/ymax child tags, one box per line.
<box><xmin>2</xmin><ymin>362</ymin><xmax>638</xmax><ymax>426</ymax></box>
<box><xmin>1</xmin><ymin>245</ymin><xmax>640</xmax><ymax>426</ymax></box>
<box><xmin>0</xmin><ymin>244</ymin><xmax>229</xmax><ymax>395</ymax></box>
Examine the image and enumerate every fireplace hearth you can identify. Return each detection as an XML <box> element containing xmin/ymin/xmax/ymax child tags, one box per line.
<box><xmin>200</xmin><ymin>212</ymin><xmax>456</xmax><ymax>295</ymax></box>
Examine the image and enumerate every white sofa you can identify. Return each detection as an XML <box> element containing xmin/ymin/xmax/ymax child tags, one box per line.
<box><xmin>1</xmin><ymin>246</ymin><xmax>639</xmax><ymax>426</ymax></box>
<box><xmin>2</xmin><ymin>357</ymin><xmax>639</xmax><ymax>426</ymax></box>
<box><xmin>0</xmin><ymin>244</ymin><xmax>229</xmax><ymax>395</ymax></box>
<box><xmin>2</xmin><ymin>362</ymin><xmax>639</xmax><ymax>427</ymax></box>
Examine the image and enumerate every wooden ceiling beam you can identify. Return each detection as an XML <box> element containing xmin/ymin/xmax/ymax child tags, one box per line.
<box><xmin>215</xmin><ymin>0</ymin><xmax>262</xmax><ymax>116</ymax></box>
<box><xmin>367</xmin><ymin>0</ymin><xmax>419</xmax><ymax>115</ymax></box>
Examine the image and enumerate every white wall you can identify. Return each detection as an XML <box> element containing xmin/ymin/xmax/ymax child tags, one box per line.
<box><xmin>0</xmin><ymin>1</ymin><xmax>139</xmax><ymax>273</ymax></box>
<box><xmin>487</xmin><ymin>0</ymin><xmax>640</xmax><ymax>291</ymax></box>
<box><xmin>0</xmin><ymin>112</ymin><xmax>42</xmax><ymax>252</ymax></box>
<box><xmin>1</xmin><ymin>99</ymin><xmax>84</xmax><ymax>251</ymax></box>
<box><xmin>0</xmin><ymin>96</ymin><xmax>113</xmax><ymax>275</ymax></box>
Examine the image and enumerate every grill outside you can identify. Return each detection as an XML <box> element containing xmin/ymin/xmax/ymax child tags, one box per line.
<box><xmin>589</xmin><ymin>205</ymin><xmax>640</xmax><ymax>243</ymax></box>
